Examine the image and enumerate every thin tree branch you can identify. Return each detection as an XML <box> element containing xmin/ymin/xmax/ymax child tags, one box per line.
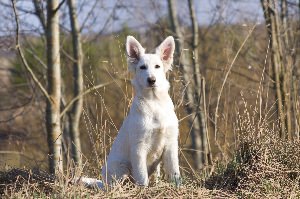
<box><xmin>33</xmin><ymin>0</ymin><xmax>47</xmax><ymax>32</ymax></box>
<box><xmin>54</xmin><ymin>0</ymin><xmax>66</xmax><ymax>13</ymax></box>
<box><xmin>0</xmin><ymin>2</ymin><xmax>35</xmax><ymax>14</ymax></box>
<box><xmin>79</xmin><ymin>0</ymin><xmax>99</xmax><ymax>32</ymax></box>
<box><xmin>214</xmin><ymin>24</ymin><xmax>257</xmax><ymax>141</ymax></box>
<box><xmin>24</xmin><ymin>48</ymin><xmax>47</xmax><ymax>69</ymax></box>
<box><xmin>11</xmin><ymin>0</ymin><xmax>52</xmax><ymax>103</ymax></box>
<box><xmin>60</xmin><ymin>81</ymin><xmax>114</xmax><ymax>118</ymax></box>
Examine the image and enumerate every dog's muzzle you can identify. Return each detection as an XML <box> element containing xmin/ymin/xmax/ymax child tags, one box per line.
<box><xmin>147</xmin><ymin>77</ymin><xmax>156</xmax><ymax>87</ymax></box>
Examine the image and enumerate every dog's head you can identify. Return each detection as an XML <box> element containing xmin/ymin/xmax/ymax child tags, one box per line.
<box><xmin>126</xmin><ymin>36</ymin><xmax>175</xmax><ymax>92</ymax></box>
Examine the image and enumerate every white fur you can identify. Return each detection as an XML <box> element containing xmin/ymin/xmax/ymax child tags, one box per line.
<box><xmin>102</xmin><ymin>36</ymin><xmax>180</xmax><ymax>186</ymax></box>
<box><xmin>74</xmin><ymin>177</ymin><xmax>104</xmax><ymax>189</ymax></box>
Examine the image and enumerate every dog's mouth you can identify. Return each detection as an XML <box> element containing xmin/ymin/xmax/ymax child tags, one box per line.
<box><xmin>147</xmin><ymin>84</ymin><xmax>157</xmax><ymax>88</ymax></box>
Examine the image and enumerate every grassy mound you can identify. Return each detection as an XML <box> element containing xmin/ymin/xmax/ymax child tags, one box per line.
<box><xmin>0</xmin><ymin>168</ymin><xmax>234</xmax><ymax>198</ymax></box>
<box><xmin>205</xmin><ymin>112</ymin><xmax>300</xmax><ymax>198</ymax></box>
<box><xmin>1</xmin><ymin>111</ymin><xmax>300</xmax><ymax>198</ymax></box>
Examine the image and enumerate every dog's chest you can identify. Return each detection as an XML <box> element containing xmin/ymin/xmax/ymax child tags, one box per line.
<box><xmin>131</xmin><ymin>96</ymin><xmax>178</xmax><ymax>144</ymax></box>
<box><xmin>139</xmin><ymin>98</ymin><xmax>175</xmax><ymax>127</ymax></box>
<box><xmin>139</xmin><ymin>99</ymin><xmax>176</xmax><ymax>151</ymax></box>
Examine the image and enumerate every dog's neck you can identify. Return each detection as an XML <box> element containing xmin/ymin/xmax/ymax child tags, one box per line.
<box><xmin>137</xmin><ymin>88</ymin><xmax>169</xmax><ymax>101</ymax></box>
<box><xmin>133</xmin><ymin>87</ymin><xmax>173</xmax><ymax>117</ymax></box>
<box><xmin>131</xmin><ymin>81</ymin><xmax>174</xmax><ymax>118</ymax></box>
<box><xmin>133</xmin><ymin>83</ymin><xmax>170</xmax><ymax>102</ymax></box>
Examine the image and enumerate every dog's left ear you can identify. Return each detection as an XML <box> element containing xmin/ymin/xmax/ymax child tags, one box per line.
<box><xmin>156</xmin><ymin>36</ymin><xmax>175</xmax><ymax>71</ymax></box>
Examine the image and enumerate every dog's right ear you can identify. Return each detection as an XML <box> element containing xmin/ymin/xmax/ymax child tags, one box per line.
<box><xmin>126</xmin><ymin>36</ymin><xmax>145</xmax><ymax>65</ymax></box>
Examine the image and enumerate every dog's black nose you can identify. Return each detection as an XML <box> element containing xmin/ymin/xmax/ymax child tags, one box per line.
<box><xmin>147</xmin><ymin>77</ymin><xmax>156</xmax><ymax>86</ymax></box>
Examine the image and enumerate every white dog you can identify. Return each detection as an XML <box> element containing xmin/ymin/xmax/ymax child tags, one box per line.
<box><xmin>102</xmin><ymin>36</ymin><xmax>180</xmax><ymax>187</ymax></box>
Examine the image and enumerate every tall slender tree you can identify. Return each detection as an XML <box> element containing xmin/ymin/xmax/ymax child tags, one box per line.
<box><xmin>167</xmin><ymin>0</ymin><xmax>195</xmax><ymax>138</ymax></box>
<box><xmin>167</xmin><ymin>0</ymin><xmax>211</xmax><ymax>169</ymax></box>
<box><xmin>67</xmin><ymin>0</ymin><xmax>83</xmax><ymax>168</ymax></box>
<box><xmin>261</xmin><ymin>0</ymin><xmax>296</xmax><ymax>139</ymax></box>
<box><xmin>188</xmin><ymin>0</ymin><xmax>211</xmax><ymax>169</ymax></box>
<box><xmin>46</xmin><ymin>0</ymin><xmax>63</xmax><ymax>174</ymax></box>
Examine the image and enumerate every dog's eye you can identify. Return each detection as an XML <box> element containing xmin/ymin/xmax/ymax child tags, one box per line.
<box><xmin>155</xmin><ymin>65</ymin><xmax>160</xmax><ymax>69</ymax></box>
<box><xmin>140</xmin><ymin>65</ymin><xmax>146</xmax><ymax>70</ymax></box>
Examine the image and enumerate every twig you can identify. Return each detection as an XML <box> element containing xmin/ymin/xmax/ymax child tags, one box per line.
<box><xmin>214</xmin><ymin>24</ymin><xmax>257</xmax><ymax>141</ymax></box>
<box><xmin>32</xmin><ymin>0</ymin><xmax>46</xmax><ymax>32</ymax></box>
<box><xmin>24</xmin><ymin>48</ymin><xmax>47</xmax><ymax>69</ymax></box>
<box><xmin>55</xmin><ymin>0</ymin><xmax>66</xmax><ymax>13</ymax></box>
<box><xmin>60</xmin><ymin>81</ymin><xmax>114</xmax><ymax>118</ymax></box>
<box><xmin>11</xmin><ymin>0</ymin><xmax>52</xmax><ymax>103</ymax></box>
<box><xmin>179</xmin><ymin>149</ymin><xmax>198</xmax><ymax>178</ymax></box>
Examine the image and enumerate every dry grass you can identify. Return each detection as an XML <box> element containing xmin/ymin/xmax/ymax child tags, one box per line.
<box><xmin>1</xmin><ymin>34</ymin><xmax>299</xmax><ymax>198</ymax></box>
<box><xmin>0</xmin><ymin>168</ymin><xmax>235</xmax><ymax>198</ymax></box>
<box><xmin>1</xmin><ymin>101</ymin><xmax>300</xmax><ymax>198</ymax></box>
<box><xmin>205</xmin><ymin>104</ymin><xmax>300</xmax><ymax>198</ymax></box>
<box><xmin>2</xmin><ymin>129</ymin><xmax>300</xmax><ymax>198</ymax></box>
<box><xmin>205</xmin><ymin>137</ymin><xmax>300</xmax><ymax>198</ymax></box>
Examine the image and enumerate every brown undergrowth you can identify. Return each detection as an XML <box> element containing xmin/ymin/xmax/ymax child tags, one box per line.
<box><xmin>2</xmin><ymin>131</ymin><xmax>300</xmax><ymax>199</ymax></box>
<box><xmin>0</xmin><ymin>168</ymin><xmax>234</xmax><ymax>198</ymax></box>
<box><xmin>205</xmin><ymin>105</ymin><xmax>300</xmax><ymax>198</ymax></box>
<box><xmin>1</xmin><ymin>104</ymin><xmax>300</xmax><ymax>198</ymax></box>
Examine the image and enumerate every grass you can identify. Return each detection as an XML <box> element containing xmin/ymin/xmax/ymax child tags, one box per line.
<box><xmin>0</xmin><ymin>168</ymin><xmax>234</xmax><ymax>198</ymax></box>
<box><xmin>1</xmin><ymin>124</ymin><xmax>300</xmax><ymax>198</ymax></box>
<box><xmin>1</xmin><ymin>24</ymin><xmax>299</xmax><ymax>198</ymax></box>
<box><xmin>1</xmin><ymin>94</ymin><xmax>300</xmax><ymax>198</ymax></box>
<box><xmin>205</xmin><ymin>138</ymin><xmax>300</xmax><ymax>198</ymax></box>
<box><xmin>205</xmin><ymin>103</ymin><xmax>300</xmax><ymax>198</ymax></box>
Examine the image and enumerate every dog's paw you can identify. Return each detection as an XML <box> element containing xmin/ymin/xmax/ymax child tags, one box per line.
<box><xmin>170</xmin><ymin>173</ymin><xmax>181</xmax><ymax>188</ymax></box>
<box><xmin>134</xmin><ymin>180</ymin><xmax>149</xmax><ymax>187</ymax></box>
<box><xmin>74</xmin><ymin>177</ymin><xmax>104</xmax><ymax>189</ymax></box>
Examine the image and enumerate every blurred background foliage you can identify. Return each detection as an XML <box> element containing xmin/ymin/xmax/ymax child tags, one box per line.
<box><xmin>0</xmin><ymin>0</ymin><xmax>298</xmax><ymax>180</ymax></box>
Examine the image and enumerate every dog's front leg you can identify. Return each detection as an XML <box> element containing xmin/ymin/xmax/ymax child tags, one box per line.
<box><xmin>162</xmin><ymin>140</ymin><xmax>181</xmax><ymax>187</ymax></box>
<box><xmin>130</xmin><ymin>146</ymin><xmax>148</xmax><ymax>186</ymax></box>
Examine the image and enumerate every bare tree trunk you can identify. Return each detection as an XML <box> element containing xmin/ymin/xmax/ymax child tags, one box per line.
<box><xmin>293</xmin><ymin>0</ymin><xmax>300</xmax><ymax>139</ymax></box>
<box><xmin>261</xmin><ymin>0</ymin><xmax>293</xmax><ymax>139</ymax></box>
<box><xmin>167</xmin><ymin>0</ymin><xmax>195</xmax><ymax>130</ymax></box>
<box><xmin>67</xmin><ymin>0</ymin><xmax>83</xmax><ymax>169</ymax></box>
<box><xmin>167</xmin><ymin>0</ymin><xmax>194</xmax><ymax>132</ymax></box>
<box><xmin>167</xmin><ymin>0</ymin><xmax>206</xmax><ymax>169</ymax></box>
<box><xmin>46</xmin><ymin>0</ymin><xmax>63</xmax><ymax>174</ymax></box>
<box><xmin>280</xmin><ymin>0</ymin><xmax>293</xmax><ymax>139</ymax></box>
<box><xmin>187</xmin><ymin>0</ymin><xmax>211</xmax><ymax>169</ymax></box>
<box><xmin>167</xmin><ymin>0</ymin><xmax>193</xmax><ymax>117</ymax></box>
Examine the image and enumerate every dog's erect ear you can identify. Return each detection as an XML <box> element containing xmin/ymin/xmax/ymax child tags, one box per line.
<box><xmin>126</xmin><ymin>36</ymin><xmax>145</xmax><ymax>64</ymax></box>
<box><xmin>156</xmin><ymin>36</ymin><xmax>175</xmax><ymax>71</ymax></box>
